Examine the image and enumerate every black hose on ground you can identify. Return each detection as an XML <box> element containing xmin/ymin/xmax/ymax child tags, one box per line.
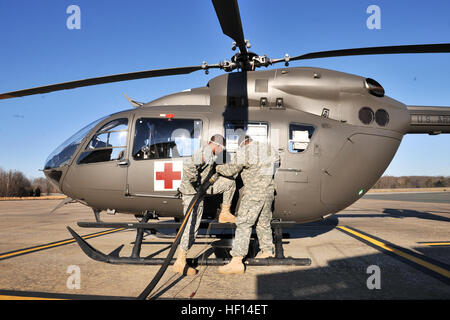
<box><xmin>137</xmin><ymin>164</ymin><xmax>218</xmax><ymax>300</ymax></box>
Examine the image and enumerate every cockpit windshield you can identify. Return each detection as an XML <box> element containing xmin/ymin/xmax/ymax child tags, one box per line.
<box><xmin>44</xmin><ymin>116</ymin><xmax>108</xmax><ymax>170</ymax></box>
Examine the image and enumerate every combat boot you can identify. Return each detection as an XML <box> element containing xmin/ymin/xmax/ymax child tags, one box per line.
<box><xmin>218</xmin><ymin>204</ymin><xmax>236</xmax><ymax>223</ymax></box>
<box><xmin>255</xmin><ymin>249</ymin><xmax>275</xmax><ymax>259</ymax></box>
<box><xmin>218</xmin><ymin>256</ymin><xmax>245</xmax><ymax>274</ymax></box>
<box><xmin>173</xmin><ymin>249</ymin><xmax>197</xmax><ymax>276</ymax></box>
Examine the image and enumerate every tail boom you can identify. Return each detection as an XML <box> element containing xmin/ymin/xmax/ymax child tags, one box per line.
<box><xmin>407</xmin><ymin>106</ymin><xmax>450</xmax><ymax>134</ymax></box>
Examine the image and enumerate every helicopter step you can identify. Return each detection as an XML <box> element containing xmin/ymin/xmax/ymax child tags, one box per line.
<box><xmin>67</xmin><ymin>219</ymin><xmax>311</xmax><ymax>267</ymax></box>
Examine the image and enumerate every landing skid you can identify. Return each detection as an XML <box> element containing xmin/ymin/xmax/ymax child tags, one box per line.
<box><xmin>67</xmin><ymin>217</ymin><xmax>311</xmax><ymax>267</ymax></box>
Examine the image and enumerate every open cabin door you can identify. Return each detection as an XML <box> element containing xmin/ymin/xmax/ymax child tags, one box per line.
<box><xmin>223</xmin><ymin>120</ymin><xmax>272</xmax><ymax>211</ymax></box>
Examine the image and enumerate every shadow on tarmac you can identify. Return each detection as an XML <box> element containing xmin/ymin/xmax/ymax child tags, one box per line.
<box><xmin>256</xmin><ymin>246</ymin><xmax>450</xmax><ymax>299</ymax></box>
<box><xmin>336</xmin><ymin>208</ymin><xmax>450</xmax><ymax>222</ymax></box>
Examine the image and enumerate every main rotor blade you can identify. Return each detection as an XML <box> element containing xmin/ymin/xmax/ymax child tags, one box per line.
<box><xmin>0</xmin><ymin>66</ymin><xmax>207</xmax><ymax>100</ymax></box>
<box><xmin>275</xmin><ymin>43</ymin><xmax>450</xmax><ymax>63</ymax></box>
<box><xmin>212</xmin><ymin>0</ymin><xmax>247</xmax><ymax>54</ymax></box>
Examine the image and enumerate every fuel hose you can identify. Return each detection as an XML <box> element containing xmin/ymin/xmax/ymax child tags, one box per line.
<box><xmin>137</xmin><ymin>163</ymin><xmax>218</xmax><ymax>300</ymax></box>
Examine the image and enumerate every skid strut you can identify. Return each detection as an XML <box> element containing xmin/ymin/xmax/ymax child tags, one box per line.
<box><xmin>67</xmin><ymin>219</ymin><xmax>311</xmax><ymax>267</ymax></box>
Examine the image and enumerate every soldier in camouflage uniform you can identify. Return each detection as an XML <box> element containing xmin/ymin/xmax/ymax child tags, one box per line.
<box><xmin>173</xmin><ymin>134</ymin><xmax>237</xmax><ymax>276</ymax></box>
<box><xmin>216</xmin><ymin>136</ymin><xmax>280</xmax><ymax>274</ymax></box>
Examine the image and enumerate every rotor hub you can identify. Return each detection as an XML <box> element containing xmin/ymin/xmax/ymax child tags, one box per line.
<box><xmin>214</xmin><ymin>50</ymin><xmax>273</xmax><ymax>73</ymax></box>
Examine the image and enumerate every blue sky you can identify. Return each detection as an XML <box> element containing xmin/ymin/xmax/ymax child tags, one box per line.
<box><xmin>0</xmin><ymin>0</ymin><xmax>449</xmax><ymax>179</ymax></box>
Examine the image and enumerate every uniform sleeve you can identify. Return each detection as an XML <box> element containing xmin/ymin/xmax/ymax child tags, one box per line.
<box><xmin>182</xmin><ymin>158</ymin><xmax>198</xmax><ymax>183</ymax></box>
<box><xmin>216</xmin><ymin>148</ymin><xmax>246</xmax><ymax>177</ymax></box>
<box><xmin>216</xmin><ymin>162</ymin><xmax>244</xmax><ymax>178</ymax></box>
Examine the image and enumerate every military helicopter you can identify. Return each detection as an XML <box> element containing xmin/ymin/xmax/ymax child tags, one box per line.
<box><xmin>1</xmin><ymin>0</ymin><xmax>449</xmax><ymax>227</ymax></box>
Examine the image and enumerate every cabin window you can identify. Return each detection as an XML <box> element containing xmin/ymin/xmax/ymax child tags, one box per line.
<box><xmin>77</xmin><ymin>118</ymin><xmax>128</xmax><ymax>164</ymax></box>
<box><xmin>224</xmin><ymin>121</ymin><xmax>269</xmax><ymax>153</ymax></box>
<box><xmin>289</xmin><ymin>123</ymin><xmax>315</xmax><ymax>153</ymax></box>
<box><xmin>132</xmin><ymin>118</ymin><xmax>202</xmax><ymax>160</ymax></box>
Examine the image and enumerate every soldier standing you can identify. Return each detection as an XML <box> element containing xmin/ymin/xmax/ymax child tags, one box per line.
<box><xmin>173</xmin><ymin>134</ymin><xmax>237</xmax><ymax>275</ymax></box>
<box><xmin>216</xmin><ymin>135</ymin><xmax>280</xmax><ymax>274</ymax></box>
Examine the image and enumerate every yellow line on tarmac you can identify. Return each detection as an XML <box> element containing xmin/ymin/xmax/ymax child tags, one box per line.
<box><xmin>0</xmin><ymin>228</ymin><xmax>124</xmax><ymax>260</ymax></box>
<box><xmin>337</xmin><ymin>226</ymin><xmax>450</xmax><ymax>279</ymax></box>
<box><xmin>420</xmin><ymin>242</ymin><xmax>450</xmax><ymax>246</ymax></box>
<box><xmin>0</xmin><ymin>295</ymin><xmax>64</xmax><ymax>301</ymax></box>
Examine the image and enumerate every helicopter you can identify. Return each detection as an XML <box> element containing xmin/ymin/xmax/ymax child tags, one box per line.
<box><xmin>1</xmin><ymin>0</ymin><xmax>449</xmax><ymax>227</ymax></box>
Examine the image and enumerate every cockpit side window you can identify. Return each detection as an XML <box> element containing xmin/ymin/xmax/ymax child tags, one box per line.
<box><xmin>289</xmin><ymin>123</ymin><xmax>316</xmax><ymax>153</ymax></box>
<box><xmin>44</xmin><ymin>115</ymin><xmax>108</xmax><ymax>170</ymax></box>
<box><xmin>132</xmin><ymin>118</ymin><xmax>202</xmax><ymax>160</ymax></box>
<box><xmin>77</xmin><ymin>118</ymin><xmax>128</xmax><ymax>165</ymax></box>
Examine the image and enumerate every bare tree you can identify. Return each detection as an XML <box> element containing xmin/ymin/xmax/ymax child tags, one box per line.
<box><xmin>0</xmin><ymin>168</ymin><xmax>59</xmax><ymax>197</ymax></box>
<box><xmin>373</xmin><ymin>175</ymin><xmax>450</xmax><ymax>189</ymax></box>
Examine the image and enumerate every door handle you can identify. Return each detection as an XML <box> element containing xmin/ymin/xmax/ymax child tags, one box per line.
<box><xmin>118</xmin><ymin>160</ymin><xmax>129</xmax><ymax>167</ymax></box>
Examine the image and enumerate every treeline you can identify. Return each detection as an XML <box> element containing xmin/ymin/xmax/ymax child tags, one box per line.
<box><xmin>1</xmin><ymin>167</ymin><xmax>448</xmax><ymax>197</ymax></box>
<box><xmin>0</xmin><ymin>168</ymin><xmax>59</xmax><ymax>197</ymax></box>
<box><xmin>373</xmin><ymin>176</ymin><xmax>450</xmax><ymax>189</ymax></box>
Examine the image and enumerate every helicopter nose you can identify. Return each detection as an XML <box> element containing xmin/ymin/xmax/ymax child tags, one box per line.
<box><xmin>44</xmin><ymin>169</ymin><xmax>63</xmax><ymax>191</ymax></box>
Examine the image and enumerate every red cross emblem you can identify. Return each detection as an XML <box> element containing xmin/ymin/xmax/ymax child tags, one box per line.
<box><xmin>155</xmin><ymin>162</ymin><xmax>182</xmax><ymax>190</ymax></box>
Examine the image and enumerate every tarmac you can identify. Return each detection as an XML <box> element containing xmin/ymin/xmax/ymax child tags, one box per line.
<box><xmin>0</xmin><ymin>191</ymin><xmax>449</xmax><ymax>300</ymax></box>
